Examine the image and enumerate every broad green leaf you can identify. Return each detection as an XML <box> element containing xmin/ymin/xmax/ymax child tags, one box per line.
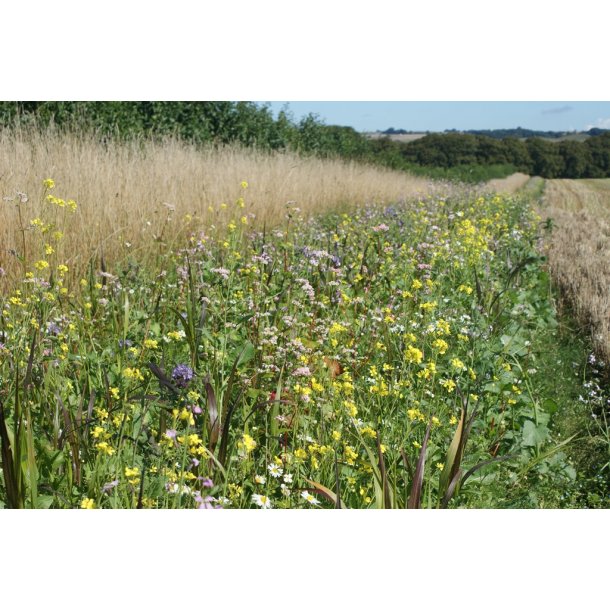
<box><xmin>521</xmin><ymin>420</ymin><xmax>549</xmax><ymax>447</ymax></box>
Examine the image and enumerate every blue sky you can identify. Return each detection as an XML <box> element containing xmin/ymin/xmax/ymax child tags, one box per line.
<box><xmin>264</xmin><ymin>102</ymin><xmax>610</xmax><ymax>133</ymax></box>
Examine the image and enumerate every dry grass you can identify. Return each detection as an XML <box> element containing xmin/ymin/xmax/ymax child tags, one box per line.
<box><xmin>484</xmin><ymin>172</ymin><xmax>531</xmax><ymax>194</ymax></box>
<box><xmin>0</xmin><ymin>127</ymin><xmax>436</xmax><ymax>283</ymax></box>
<box><xmin>541</xmin><ymin>179</ymin><xmax>610</xmax><ymax>362</ymax></box>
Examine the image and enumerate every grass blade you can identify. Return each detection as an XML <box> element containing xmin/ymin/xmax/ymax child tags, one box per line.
<box><xmin>0</xmin><ymin>400</ymin><xmax>20</xmax><ymax>508</ymax></box>
<box><xmin>439</xmin><ymin>407</ymin><xmax>465</xmax><ymax>497</ymax></box>
<box><xmin>376</xmin><ymin>434</ymin><xmax>392</xmax><ymax>509</ymax></box>
<box><xmin>304</xmin><ymin>478</ymin><xmax>347</xmax><ymax>509</ymax></box>
<box><xmin>205</xmin><ymin>378</ymin><xmax>220</xmax><ymax>453</ymax></box>
<box><xmin>407</xmin><ymin>422</ymin><xmax>432</xmax><ymax>509</ymax></box>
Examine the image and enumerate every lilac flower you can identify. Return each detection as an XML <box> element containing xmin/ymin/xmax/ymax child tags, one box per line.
<box><xmin>118</xmin><ymin>339</ymin><xmax>133</xmax><ymax>349</ymax></box>
<box><xmin>211</xmin><ymin>267</ymin><xmax>230</xmax><ymax>280</ymax></box>
<box><xmin>194</xmin><ymin>493</ymin><xmax>221</xmax><ymax>509</ymax></box>
<box><xmin>102</xmin><ymin>480</ymin><xmax>119</xmax><ymax>494</ymax></box>
<box><xmin>372</xmin><ymin>223</ymin><xmax>389</xmax><ymax>233</ymax></box>
<box><xmin>46</xmin><ymin>321</ymin><xmax>61</xmax><ymax>336</ymax></box>
<box><xmin>171</xmin><ymin>364</ymin><xmax>194</xmax><ymax>388</ymax></box>
<box><xmin>200</xmin><ymin>477</ymin><xmax>214</xmax><ymax>488</ymax></box>
<box><xmin>293</xmin><ymin>366</ymin><xmax>312</xmax><ymax>377</ymax></box>
<box><xmin>164</xmin><ymin>428</ymin><xmax>177</xmax><ymax>439</ymax></box>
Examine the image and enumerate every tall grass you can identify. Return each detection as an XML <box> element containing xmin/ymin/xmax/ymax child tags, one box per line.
<box><xmin>0</xmin><ymin>127</ymin><xmax>434</xmax><ymax>283</ymax></box>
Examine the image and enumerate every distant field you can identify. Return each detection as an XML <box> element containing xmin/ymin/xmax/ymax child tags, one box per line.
<box><xmin>541</xmin><ymin>178</ymin><xmax>610</xmax><ymax>361</ymax></box>
<box><xmin>364</xmin><ymin>132</ymin><xmax>428</xmax><ymax>142</ymax></box>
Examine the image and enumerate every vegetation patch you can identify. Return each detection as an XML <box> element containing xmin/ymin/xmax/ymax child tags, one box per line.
<box><xmin>2</xmin><ymin>178</ymin><xmax>604</xmax><ymax>509</ymax></box>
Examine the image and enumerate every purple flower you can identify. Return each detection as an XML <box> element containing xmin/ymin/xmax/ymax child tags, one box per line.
<box><xmin>118</xmin><ymin>338</ymin><xmax>133</xmax><ymax>349</ymax></box>
<box><xmin>164</xmin><ymin>428</ymin><xmax>177</xmax><ymax>439</ymax></box>
<box><xmin>102</xmin><ymin>480</ymin><xmax>119</xmax><ymax>494</ymax></box>
<box><xmin>194</xmin><ymin>493</ymin><xmax>220</xmax><ymax>509</ymax></box>
<box><xmin>47</xmin><ymin>321</ymin><xmax>61</xmax><ymax>336</ymax></box>
<box><xmin>171</xmin><ymin>364</ymin><xmax>194</xmax><ymax>388</ymax></box>
<box><xmin>200</xmin><ymin>477</ymin><xmax>214</xmax><ymax>488</ymax></box>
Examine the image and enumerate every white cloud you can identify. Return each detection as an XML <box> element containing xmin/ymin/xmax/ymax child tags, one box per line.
<box><xmin>585</xmin><ymin>118</ymin><xmax>610</xmax><ymax>130</ymax></box>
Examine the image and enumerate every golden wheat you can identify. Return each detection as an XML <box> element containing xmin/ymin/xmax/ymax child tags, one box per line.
<box><xmin>0</xmin><ymin>127</ymin><xmax>439</xmax><ymax>282</ymax></box>
<box><xmin>540</xmin><ymin>179</ymin><xmax>610</xmax><ymax>362</ymax></box>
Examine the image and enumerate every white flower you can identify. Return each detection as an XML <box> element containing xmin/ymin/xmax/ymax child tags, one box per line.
<box><xmin>252</xmin><ymin>494</ymin><xmax>272</xmax><ymax>509</ymax></box>
<box><xmin>283</xmin><ymin>473</ymin><xmax>293</xmax><ymax>484</ymax></box>
<box><xmin>254</xmin><ymin>474</ymin><xmax>266</xmax><ymax>485</ymax></box>
<box><xmin>280</xmin><ymin>484</ymin><xmax>291</xmax><ymax>497</ymax></box>
<box><xmin>268</xmin><ymin>463</ymin><xmax>283</xmax><ymax>478</ymax></box>
<box><xmin>301</xmin><ymin>490</ymin><xmax>320</xmax><ymax>505</ymax></box>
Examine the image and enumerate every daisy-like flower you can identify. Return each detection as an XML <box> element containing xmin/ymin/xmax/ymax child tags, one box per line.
<box><xmin>301</xmin><ymin>491</ymin><xmax>320</xmax><ymax>505</ymax></box>
<box><xmin>254</xmin><ymin>474</ymin><xmax>266</xmax><ymax>485</ymax></box>
<box><xmin>252</xmin><ymin>493</ymin><xmax>272</xmax><ymax>509</ymax></box>
<box><xmin>268</xmin><ymin>463</ymin><xmax>283</xmax><ymax>478</ymax></box>
<box><xmin>283</xmin><ymin>473</ymin><xmax>293</xmax><ymax>484</ymax></box>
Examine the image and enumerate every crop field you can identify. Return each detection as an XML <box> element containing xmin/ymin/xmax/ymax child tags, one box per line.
<box><xmin>541</xmin><ymin>179</ymin><xmax>610</xmax><ymax>363</ymax></box>
<box><xmin>0</xmin><ymin>128</ymin><xmax>434</xmax><ymax>284</ymax></box>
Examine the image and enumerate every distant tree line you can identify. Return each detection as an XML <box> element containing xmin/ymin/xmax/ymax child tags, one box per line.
<box><xmin>452</xmin><ymin>127</ymin><xmax>606</xmax><ymax>139</ymax></box>
<box><xmin>381</xmin><ymin>132</ymin><xmax>610</xmax><ymax>178</ymax></box>
<box><xmin>1</xmin><ymin>102</ymin><xmax>609</xmax><ymax>180</ymax></box>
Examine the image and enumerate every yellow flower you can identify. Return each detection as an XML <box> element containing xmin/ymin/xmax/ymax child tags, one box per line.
<box><xmin>361</xmin><ymin>426</ymin><xmax>377</xmax><ymax>439</ymax></box>
<box><xmin>239</xmin><ymin>433</ymin><xmax>257</xmax><ymax>453</ymax></box>
<box><xmin>34</xmin><ymin>260</ymin><xmax>49</xmax><ymax>271</ymax></box>
<box><xmin>440</xmin><ymin>379</ymin><xmax>456</xmax><ymax>393</ymax></box>
<box><xmin>80</xmin><ymin>498</ymin><xmax>95</xmax><ymax>509</ymax></box>
<box><xmin>96</xmin><ymin>441</ymin><xmax>115</xmax><ymax>455</ymax></box>
<box><xmin>405</xmin><ymin>345</ymin><xmax>424</xmax><ymax>365</ymax></box>
<box><xmin>143</xmin><ymin>339</ymin><xmax>159</xmax><ymax>350</ymax></box>
<box><xmin>43</xmin><ymin>178</ymin><xmax>55</xmax><ymax>189</ymax></box>
<box><xmin>125</xmin><ymin>466</ymin><xmax>140</xmax><ymax>478</ymax></box>
<box><xmin>432</xmin><ymin>338</ymin><xmax>449</xmax><ymax>354</ymax></box>
<box><xmin>450</xmin><ymin>358</ymin><xmax>466</xmax><ymax>371</ymax></box>
<box><xmin>294</xmin><ymin>448</ymin><xmax>307</xmax><ymax>460</ymax></box>
<box><xmin>123</xmin><ymin>367</ymin><xmax>144</xmax><ymax>382</ymax></box>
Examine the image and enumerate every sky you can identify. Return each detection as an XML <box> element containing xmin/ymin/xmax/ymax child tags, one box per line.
<box><xmin>264</xmin><ymin>101</ymin><xmax>610</xmax><ymax>133</ymax></box>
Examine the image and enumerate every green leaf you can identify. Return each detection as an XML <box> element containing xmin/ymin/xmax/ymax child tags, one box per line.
<box><xmin>521</xmin><ymin>420</ymin><xmax>549</xmax><ymax>447</ymax></box>
<box><xmin>439</xmin><ymin>408</ymin><xmax>465</xmax><ymax>495</ymax></box>
<box><xmin>235</xmin><ymin>341</ymin><xmax>255</xmax><ymax>369</ymax></box>
<box><xmin>35</xmin><ymin>495</ymin><xmax>54</xmax><ymax>509</ymax></box>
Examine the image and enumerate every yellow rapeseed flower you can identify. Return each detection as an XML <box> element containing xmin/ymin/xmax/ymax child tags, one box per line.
<box><xmin>80</xmin><ymin>498</ymin><xmax>95</xmax><ymax>509</ymax></box>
